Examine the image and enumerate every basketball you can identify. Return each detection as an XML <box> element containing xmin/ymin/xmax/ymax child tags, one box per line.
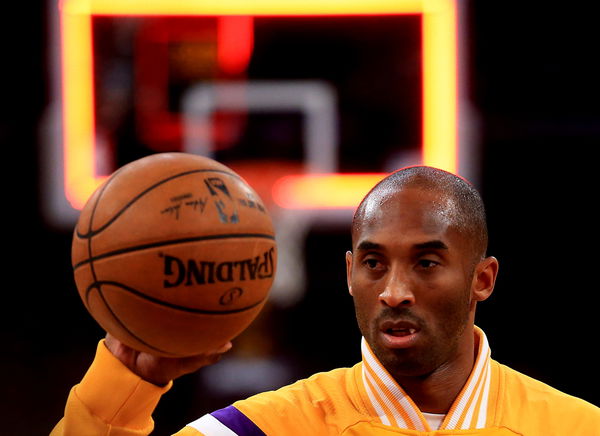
<box><xmin>72</xmin><ymin>152</ymin><xmax>276</xmax><ymax>357</ymax></box>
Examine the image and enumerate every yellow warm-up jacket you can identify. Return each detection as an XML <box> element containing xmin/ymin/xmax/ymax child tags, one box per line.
<box><xmin>51</xmin><ymin>328</ymin><xmax>599</xmax><ymax>435</ymax></box>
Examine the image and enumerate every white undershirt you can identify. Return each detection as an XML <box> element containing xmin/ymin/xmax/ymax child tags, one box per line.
<box><xmin>422</xmin><ymin>412</ymin><xmax>446</xmax><ymax>430</ymax></box>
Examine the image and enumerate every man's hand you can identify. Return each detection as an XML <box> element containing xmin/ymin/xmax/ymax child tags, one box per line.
<box><xmin>104</xmin><ymin>333</ymin><xmax>232</xmax><ymax>386</ymax></box>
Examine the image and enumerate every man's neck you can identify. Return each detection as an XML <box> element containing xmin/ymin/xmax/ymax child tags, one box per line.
<box><xmin>394</xmin><ymin>329</ymin><xmax>478</xmax><ymax>414</ymax></box>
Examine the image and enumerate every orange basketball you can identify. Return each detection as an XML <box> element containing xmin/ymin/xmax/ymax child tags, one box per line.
<box><xmin>72</xmin><ymin>153</ymin><xmax>276</xmax><ymax>357</ymax></box>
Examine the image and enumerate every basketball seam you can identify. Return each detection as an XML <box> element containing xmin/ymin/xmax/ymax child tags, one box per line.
<box><xmin>86</xmin><ymin>170</ymin><xmax>114</xmax><ymax>306</ymax></box>
<box><xmin>72</xmin><ymin>233</ymin><xmax>276</xmax><ymax>270</ymax></box>
<box><xmin>87</xmin><ymin>280</ymin><xmax>267</xmax><ymax>315</ymax></box>
<box><xmin>86</xmin><ymin>282</ymin><xmax>180</xmax><ymax>356</ymax></box>
<box><xmin>76</xmin><ymin>168</ymin><xmax>242</xmax><ymax>239</ymax></box>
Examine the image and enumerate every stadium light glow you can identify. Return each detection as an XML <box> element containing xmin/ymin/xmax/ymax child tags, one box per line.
<box><xmin>272</xmin><ymin>173</ymin><xmax>387</xmax><ymax>209</ymax></box>
<box><xmin>217</xmin><ymin>16</ymin><xmax>254</xmax><ymax>76</ymax></box>
<box><xmin>59</xmin><ymin>0</ymin><xmax>458</xmax><ymax>210</ymax></box>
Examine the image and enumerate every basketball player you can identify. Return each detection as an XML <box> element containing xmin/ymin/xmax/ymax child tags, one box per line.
<box><xmin>52</xmin><ymin>166</ymin><xmax>600</xmax><ymax>435</ymax></box>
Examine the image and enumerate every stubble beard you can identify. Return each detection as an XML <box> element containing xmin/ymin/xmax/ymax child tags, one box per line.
<box><xmin>356</xmin><ymin>294</ymin><xmax>472</xmax><ymax>381</ymax></box>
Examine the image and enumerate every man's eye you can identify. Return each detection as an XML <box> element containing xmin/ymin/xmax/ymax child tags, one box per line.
<box><xmin>364</xmin><ymin>258</ymin><xmax>381</xmax><ymax>269</ymax></box>
<box><xmin>418</xmin><ymin>259</ymin><xmax>438</xmax><ymax>269</ymax></box>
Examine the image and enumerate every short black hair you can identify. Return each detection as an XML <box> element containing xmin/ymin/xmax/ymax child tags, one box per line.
<box><xmin>352</xmin><ymin>166</ymin><xmax>488</xmax><ymax>261</ymax></box>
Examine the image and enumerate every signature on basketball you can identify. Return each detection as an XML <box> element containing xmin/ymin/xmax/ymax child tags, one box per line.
<box><xmin>160</xmin><ymin>177</ymin><xmax>267</xmax><ymax>222</ymax></box>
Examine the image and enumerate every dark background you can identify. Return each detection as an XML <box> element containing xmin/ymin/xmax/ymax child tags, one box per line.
<box><xmin>1</xmin><ymin>1</ymin><xmax>599</xmax><ymax>435</ymax></box>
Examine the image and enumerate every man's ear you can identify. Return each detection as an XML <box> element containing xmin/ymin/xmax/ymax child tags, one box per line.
<box><xmin>346</xmin><ymin>250</ymin><xmax>354</xmax><ymax>296</ymax></box>
<box><xmin>471</xmin><ymin>256</ymin><xmax>499</xmax><ymax>302</ymax></box>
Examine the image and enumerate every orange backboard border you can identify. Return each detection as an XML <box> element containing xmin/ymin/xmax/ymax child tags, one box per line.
<box><xmin>59</xmin><ymin>0</ymin><xmax>459</xmax><ymax>210</ymax></box>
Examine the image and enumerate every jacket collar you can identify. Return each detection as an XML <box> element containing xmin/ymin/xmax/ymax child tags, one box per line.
<box><xmin>360</xmin><ymin>326</ymin><xmax>492</xmax><ymax>431</ymax></box>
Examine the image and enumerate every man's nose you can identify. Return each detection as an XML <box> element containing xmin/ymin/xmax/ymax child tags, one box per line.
<box><xmin>378</xmin><ymin>271</ymin><xmax>415</xmax><ymax>307</ymax></box>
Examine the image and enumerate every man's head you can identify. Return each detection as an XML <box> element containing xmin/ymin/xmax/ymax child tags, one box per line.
<box><xmin>352</xmin><ymin>166</ymin><xmax>489</xmax><ymax>266</ymax></box>
<box><xmin>346</xmin><ymin>166</ymin><xmax>498</xmax><ymax>379</ymax></box>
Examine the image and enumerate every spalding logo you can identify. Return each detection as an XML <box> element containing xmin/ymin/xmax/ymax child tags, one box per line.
<box><xmin>161</xmin><ymin>247</ymin><xmax>275</xmax><ymax>288</ymax></box>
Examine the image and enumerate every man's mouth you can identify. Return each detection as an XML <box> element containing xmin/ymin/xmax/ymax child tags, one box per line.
<box><xmin>385</xmin><ymin>327</ymin><xmax>417</xmax><ymax>337</ymax></box>
<box><xmin>379</xmin><ymin>320</ymin><xmax>421</xmax><ymax>347</ymax></box>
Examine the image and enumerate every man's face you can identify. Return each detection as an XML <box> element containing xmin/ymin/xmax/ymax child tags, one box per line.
<box><xmin>347</xmin><ymin>187</ymin><xmax>478</xmax><ymax>378</ymax></box>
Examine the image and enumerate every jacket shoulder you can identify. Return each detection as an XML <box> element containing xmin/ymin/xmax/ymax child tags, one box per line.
<box><xmin>496</xmin><ymin>361</ymin><xmax>600</xmax><ymax>435</ymax></box>
<box><xmin>233</xmin><ymin>364</ymin><xmax>369</xmax><ymax>435</ymax></box>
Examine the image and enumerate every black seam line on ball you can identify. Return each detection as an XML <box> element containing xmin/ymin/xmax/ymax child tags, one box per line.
<box><xmin>76</xmin><ymin>168</ymin><xmax>242</xmax><ymax>239</ymax></box>
<box><xmin>88</xmin><ymin>170</ymin><xmax>114</xmax><ymax>286</ymax></box>
<box><xmin>72</xmin><ymin>232</ymin><xmax>276</xmax><ymax>270</ymax></box>
<box><xmin>85</xmin><ymin>283</ymin><xmax>179</xmax><ymax>356</ymax></box>
<box><xmin>90</xmin><ymin>280</ymin><xmax>267</xmax><ymax>314</ymax></box>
